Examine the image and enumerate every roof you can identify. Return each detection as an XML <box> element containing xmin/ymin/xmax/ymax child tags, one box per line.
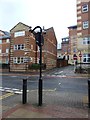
<box><xmin>0</xmin><ymin>30</ymin><xmax>10</xmax><ymax>39</ymax></box>
<box><xmin>68</xmin><ymin>25</ymin><xmax>77</xmax><ymax>29</ymax></box>
<box><xmin>10</xmin><ymin>22</ymin><xmax>32</xmax><ymax>32</ymax></box>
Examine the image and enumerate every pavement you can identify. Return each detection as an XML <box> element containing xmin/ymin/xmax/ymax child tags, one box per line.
<box><xmin>1</xmin><ymin>65</ymin><xmax>90</xmax><ymax>119</ymax></box>
<box><xmin>1</xmin><ymin>90</ymin><xmax>89</xmax><ymax>119</ymax></box>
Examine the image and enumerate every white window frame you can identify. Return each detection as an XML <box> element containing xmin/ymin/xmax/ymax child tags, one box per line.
<box><xmin>14</xmin><ymin>44</ymin><xmax>24</xmax><ymax>50</ymax></box>
<box><xmin>83</xmin><ymin>37</ymin><xmax>90</xmax><ymax>44</ymax></box>
<box><xmin>6</xmin><ymin>39</ymin><xmax>9</xmax><ymax>43</ymax></box>
<box><xmin>83</xmin><ymin>21</ymin><xmax>89</xmax><ymax>29</ymax></box>
<box><xmin>13</xmin><ymin>57</ymin><xmax>17</xmax><ymax>63</ymax></box>
<box><xmin>82</xmin><ymin>4</ymin><xmax>88</xmax><ymax>13</ymax></box>
<box><xmin>14</xmin><ymin>31</ymin><xmax>25</xmax><ymax>37</ymax></box>
<box><xmin>20</xmin><ymin>44</ymin><xmax>24</xmax><ymax>49</ymax></box>
<box><xmin>6</xmin><ymin>48</ymin><xmax>9</xmax><ymax>53</ymax></box>
<box><xmin>13</xmin><ymin>57</ymin><xmax>24</xmax><ymax>64</ymax></box>
<box><xmin>83</xmin><ymin>53</ymin><xmax>90</xmax><ymax>63</ymax></box>
<box><xmin>14</xmin><ymin>45</ymin><xmax>17</xmax><ymax>50</ymax></box>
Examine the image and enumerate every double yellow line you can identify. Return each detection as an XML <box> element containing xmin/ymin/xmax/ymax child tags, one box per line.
<box><xmin>0</xmin><ymin>93</ymin><xmax>14</xmax><ymax>100</ymax></box>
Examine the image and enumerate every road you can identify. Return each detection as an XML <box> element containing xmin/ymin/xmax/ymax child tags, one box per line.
<box><xmin>1</xmin><ymin>74</ymin><xmax>88</xmax><ymax>93</ymax></box>
<box><xmin>0</xmin><ymin>65</ymin><xmax>89</xmax><ymax>114</ymax></box>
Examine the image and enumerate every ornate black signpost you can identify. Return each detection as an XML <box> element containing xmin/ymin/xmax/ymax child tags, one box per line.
<box><xmin>30</xmin><ymin>26</ymin><xmax>44</xmax><ymax>106</ymax></box>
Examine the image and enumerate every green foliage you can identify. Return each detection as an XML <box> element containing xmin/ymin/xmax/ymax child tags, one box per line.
<box><xmin>28</xmin><ymin>63</ymin><xmax>40</xmax><ymax>69</ymax></box>
<box><xmin>28</xmin><ymin>63</ymin><xmax>46</xmax><ymax>70</ymax></box>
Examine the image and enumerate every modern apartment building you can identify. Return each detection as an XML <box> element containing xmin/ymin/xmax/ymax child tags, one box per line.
<box><xmin>10</xmin><ymin>22</ymin><xmax>57</xmax><ymax>72</ymax></box>
<box><xmin>0</xmin><ymin>30</ymin><xmax>10</xmax><ymax>64</ymax></box>
<box><xmin>77</xmin><ymin>0</ymin><xmax>90</xmax><ymax>63</ymax></box>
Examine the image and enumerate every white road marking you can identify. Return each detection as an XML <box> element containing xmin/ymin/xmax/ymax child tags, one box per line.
<box><xmin>10</xmin><ymin>76</ymin><xmax>17</xmax><ymax>77</ymax></box>
<box><xmin>12</xmin><ymin>88</ymin><xmax>19</xmax><ymax>91</ymax></box>
<box><xmin>59</xmin><ymin>83</ymin><xmax>61</xmax><ymax>85</ymax></box>
<box><xmin>58</xmin><ymin>71</ymin><xmax>63</xmax><ymax>74</ymax></box>
<box><xmin>0</xmin><ymin>88</ymin><xmax>4</xmax><ymax>91</ymax></box>
<box><xmin>4</xmin><ymin>87</ymin><xmax>11</xmax><ymax>90</ymax></box>
<box><xmin>58</xmin><ymin>75</ymin><xmax>66</xmax><ymax>77</ymax></box>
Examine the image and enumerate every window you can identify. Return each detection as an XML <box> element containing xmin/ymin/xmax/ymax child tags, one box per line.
<box><xmin>82</xmin><ymin>4</ymin><xmax>88</xmax><ymax>12</ymax></box>
<box><xmin>6</xmin><ymin>39</ymin><xmax>9</xmax><ymax>43</ymax></box>
<box><xmin>20</xmin><ymin>44</ymin><xmax>24</xmax><ymax>49</ymax></box>
<box><xmin>83</xmin><ymin>54</ymin><xmax>90</xmax><ymax>63</ymax></box>
<box><xmin>0</xmin><ymin>40</ymin><xmax>2</xmax><ymax>44</ymax></box>
<box><xmin>13</xmin><ymin>57</ymin><xmax>17</xmax><ymax>63</ymax></box>
<box><xmin>20</xmin><ymin>57</ymin><xmax>24</xmax><ymax>63</ymax></box>
<box><xmin>6</xmin><ymin>48</ymin><xmax>9</xmax><ymax>53</ymax></box>
<box><xmin>83</xmin><ymin>37</ymin><xmax>90</xmax><ymax>44</ymax></box>
<box><xmin>13</xmin><ymin>57</ymin><xmax>24</xmax><ymax>64</ymax></box>
<box><xmin>14</xmin><ymin>45</ymin><xmax>17</xmax><ymax>50</ymax></box>
<box><xmin>83</xmin><ymin>21</ymin><xmax>89</xmax><ymax>29</ymax></box>
<box><xmin>18</xmin><ymin>45</ymin><xmax>20</xmax><ymax>50</ymax></box>
<box><xmin>14</xmin><ymin>31</ymin><xmax>25</xmax><ymax>37</ymax></box>
<box><xmin>14</xmin><ymin>44</ymin><xmax>24</xmax><ymax>50</ymax></box>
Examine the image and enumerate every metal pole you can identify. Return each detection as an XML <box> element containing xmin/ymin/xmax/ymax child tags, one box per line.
<box><xmin>38</xmin><ymin>43</ymin><xmax>42</xmax><ymax>106</ymax></box>
<box><xmin>22</xmin><ymin>79</ymin><xmax>27</xmax><ymax>104</ymax></box>
<box><xmin>30</xmin><ymin>26</ymin><xmax>43</xmax><ymax>106</ymax></box>
<box><xmin>88</xmin><ymin>80</ymin><xmax>90</xmax><ymax>108</ymax></box>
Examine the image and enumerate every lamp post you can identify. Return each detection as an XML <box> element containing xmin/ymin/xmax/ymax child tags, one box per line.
<box><xmin>30</xmin><ymin>26</ymin><xmax>44</xmax><ymax>106</ymax></box>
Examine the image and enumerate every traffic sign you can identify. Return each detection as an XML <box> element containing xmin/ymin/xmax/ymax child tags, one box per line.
<box><xmin>73</xmin><ymin>54</ymin><xmax>77</xmax><ymax>60</ymax></box>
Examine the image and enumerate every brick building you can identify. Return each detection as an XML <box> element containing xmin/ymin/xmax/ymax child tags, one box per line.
<box><xmin>0</xmin><ymin>30</ymin><xmax>10</xmax><ymax>64</ymax></box>
<box><xmin>68</xmin><ymin>25</ymin><xmax>77</xmax><ymax>64</ymax></box>
<box><xmin>77</xmin><ymin>0</ymin><xmax>90</xmax><ymax>63</ymax></box>
<box><xmin>10</xmin><ymin>22</ymin><xmax>57</xmax><ymax>72</ymax></box>
<box><xmin>61</xmin><ymin>37</ymin><xmax>70</xmax><ymax>60</ymax></box>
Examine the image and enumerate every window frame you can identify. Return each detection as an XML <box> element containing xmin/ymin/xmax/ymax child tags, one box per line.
<box><xmin>83</xmin><ymin>21</ymin><xmax>89</xmax><ymax>29</ymax></box>
<box><xmin>82</xmin><ymin>4</ymin><xmax>88</xmax><ymax>13</ymax></box>
<box><xmin>83</xmin><ymin>53</ymin><xmax>90</xmax><ymax>63</ymax></box>
<box><xmin>14</xmin><ymin>31</ymin><xmax>25</xmax><ymax>37</ymax></box>
<box><xmin>6</xmin><ymin>48</ymin><xmax>9</xmax><ymax>53</ymax></box>
<box><xmin>6</xmin><ymin>39</ymin><xmax>10</xmax><ymax>43</ymax></box>
<box><xmin>13</xmin><ymin>57</ymin><xmax>24</xmax><ymax>64</ymax></box>
<box><xmin>14</xmin><ymin>44</ymin><xmax>24</xmax><ymax>50</ymax></box>
<box><xmin>83</xmin><ymin>37</ymin><xmax>90</xmax><ymax>44</ymax></box>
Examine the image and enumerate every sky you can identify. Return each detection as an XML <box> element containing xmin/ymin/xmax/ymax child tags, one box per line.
<box><xmin>0</xmin><ymin>0</ymin><xmax>77</xmax><ymax>45</ymax></box>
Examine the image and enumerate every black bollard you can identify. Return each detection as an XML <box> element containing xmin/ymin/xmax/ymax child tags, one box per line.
<box><xmin>88</xmin><ymin>79</ymin><xmax>90</xmax><ymax>108</ymax></box>
<box><xmin>22</xmin><ymin>79</ymin><xmax>27</xmax><ymax>104</ymax></box>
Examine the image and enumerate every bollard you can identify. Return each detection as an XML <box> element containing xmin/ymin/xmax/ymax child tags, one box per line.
<box><xmin>88</xmin><ymin>79</ymin><xmax>90</xmax><ymax>108</ymax></box>
<box><xmin>22</xmin><ymin>79</ymin><xmax>27</xmax><ymax>104</ymax></box>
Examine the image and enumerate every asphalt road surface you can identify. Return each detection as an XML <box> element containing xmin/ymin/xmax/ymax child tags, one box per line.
<box><xmin>0</xmin><ymin>66</ymin><xmax>89</xmax><ymax>114</ymax></box>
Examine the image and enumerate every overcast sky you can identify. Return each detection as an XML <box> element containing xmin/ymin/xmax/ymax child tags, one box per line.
<box><xmin>0</xmin><ymin>0</ymin><xmax>77</xmax><ymax>44</ymax></box>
